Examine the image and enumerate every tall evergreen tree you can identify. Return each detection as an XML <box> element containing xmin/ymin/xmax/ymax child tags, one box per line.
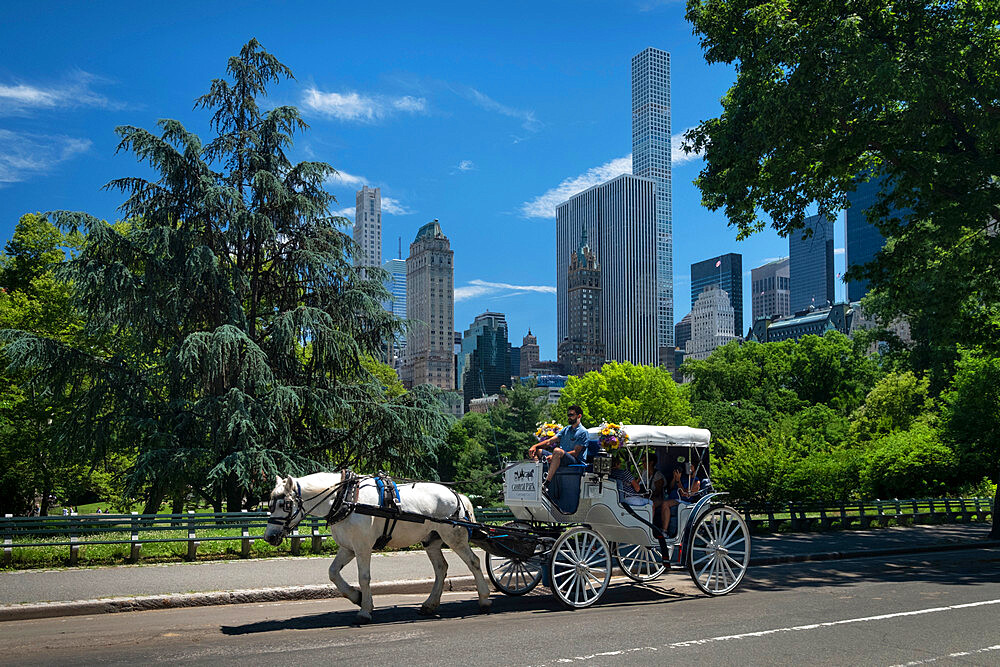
<box><xmin>1</xmin><ymin>40</ymin><xmax>447</xmax><ymax>512</ymax></box>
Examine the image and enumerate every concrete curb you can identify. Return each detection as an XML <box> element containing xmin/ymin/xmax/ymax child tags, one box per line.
<box><xmin>2</xmin><ymin>540</ymin><xmax>997</xmax><ymax>622</ymax></box>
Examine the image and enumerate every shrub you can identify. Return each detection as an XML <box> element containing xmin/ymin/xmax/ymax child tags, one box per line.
<box><xmin>860</xmin><ymin>422</ymin><xmax>957</xmax><ymax>499</ymax></box>
<box><xmin>783</xmin><ymin>449</ymin><xmax>862</xmax><ymax>503</ymax></box>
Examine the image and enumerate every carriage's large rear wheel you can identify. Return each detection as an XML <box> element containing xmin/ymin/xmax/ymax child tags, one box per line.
<box><xmin>687</xmin><ymin>506</ymin><xmax>750</xmax><ymax>596</ymax></box>
<box><xmin>549</xmin><ymin>527</ymin><xmax>611</xmax><ymax>609</ymax></box>
<box><xmin>485</xmin><ymin>522</ymin><xmax>543</xmax><ymax>596</ymax></box>
<box><xmin>614</xmin><ymin>543</ymin><xmax>666</xmax><ymax>582</ymax></box>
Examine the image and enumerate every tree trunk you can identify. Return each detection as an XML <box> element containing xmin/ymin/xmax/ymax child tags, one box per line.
<box><xmin>225</xmin><ymin>475</ymin><xmax>243</xmax><ymax>513</ymax></box>
<box><xmin>142</xmin><ymin>483</ymin><xmax>166</xmax><ymax>516</ymax></box>
<box><xmin>170</xmin><ymin>489</ymin><xmax>185</xmax><ymax>515</ymax></box>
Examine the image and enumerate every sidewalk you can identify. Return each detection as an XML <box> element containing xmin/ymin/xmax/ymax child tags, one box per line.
<box><xmin>1</xmin><ymin>523</ymin><xmax>996</xmax><ymax>620</ymax></box>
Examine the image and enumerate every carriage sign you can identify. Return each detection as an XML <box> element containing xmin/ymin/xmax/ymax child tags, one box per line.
<box><xmin>504</xmin><ymin>461</ymin><xmax>542</xmax><ymax>502</ymax></box>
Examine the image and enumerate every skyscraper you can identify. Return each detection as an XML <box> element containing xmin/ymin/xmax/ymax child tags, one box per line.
<box><xmin>519</xmin><ymin>330</ymin><xmax>539</xmax><ymax>378</ymax></box>
<box><xmin>685</xmin><ymin>286</ymin><xmax>736</xmax><ymax>361</ymax></box>
<box><xmin>632</xmin><ymin>47</ymin><xmax>674</xmax><ymax>356</ymax></box>
<box><xmin>558</xmin><ymin>227</ymin><xmax>604</xmax><ymax>376</ymax></box>
<box><xmin>845</xmin><ymin>177</ymin><xmax>892</xmax><ymax>302</ymax></box>
<box><xmin>556</xmin><ymin>174</ymin><xmax>659</xmax><ymax>366</ymax></box>
<box><xmin>674</xmin><ymin>312</ymin><xmax>692</xmax><ymax>351</ymax></box>
<box><xmin>382</xmin><ymin>257</ymin><xmax>407</xmax><ymax>364</ymax></box>
<box><xmin>690</xmin><ymin>253</ymin><xmax>743</xmax><ymax>336</ymax></box>
<box><xmin>403</xmin><ymin>220</ymin><xmax>454</xmax><ymax>390</ymax></box>
<box><xmin>354</xmin><ymin>186</ymin><xmax>381</xmax><ymax>270</ymax></box>
<box><xmin>751</xmin><ymin>257</ymin><xmax>790</xmax><ymax>322</ymax></box>
<box><xmin>461</xmin><ymin>312</ymin><xmax>511</xmax><ymax>410</ymax></box>
<box><xmin>789</xmin><ymin>214</ymin><xmax>836</xmax><ymax>313</ymax></box>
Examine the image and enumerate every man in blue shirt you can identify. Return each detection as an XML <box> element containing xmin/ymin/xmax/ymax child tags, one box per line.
<box><xmin>528</xmin><ymin>405</ymin><xmax>589</xmax><ymax>485</ymax></box>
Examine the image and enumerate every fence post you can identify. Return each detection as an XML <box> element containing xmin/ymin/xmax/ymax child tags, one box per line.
<box><xmin>240</xmin><ymin>509</ymin><xmax>251</xmax><ymax>559</ymax></box>
<box><xmin>129</xmin><ymin>512</ymin><xmax>141</xmax><ymax>563</ymax></box>
<box><xmin>186</xmin><ymin>510</ymin><xmax>199</xmax><ymax>561</ymax></box>
<box><xmin>2</xmin><ymin>514</ymin><xmax>12</xmax><ymax>567</ymax></box>
<box><xmin>69</xmin><ymin>512</ymin><xmax>80</xmax><ymax>566</ymax></box>
<box><xmin>310</xmin><ymin>517</ymin><xmax>323</xmax><ymax>554</ymax></box>
<box><xmin>290</xmin><ymin>524</ymin><xmax>301</xmax><ymax>556</ymax></box>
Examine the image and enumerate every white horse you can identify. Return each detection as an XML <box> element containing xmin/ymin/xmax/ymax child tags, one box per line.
<box><xmin>263</xmin><ymin>472</ymin><xmax>492</xmax><ymax>624</ymax></box>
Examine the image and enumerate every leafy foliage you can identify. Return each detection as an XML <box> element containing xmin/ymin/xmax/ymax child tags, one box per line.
<box><xmin>0</xmin><ymin>42</ymin><xmax>447</xmax><ymax>512</ymax></box>
<box><xmin>860</xmin><ymin>422</ymin><xmax>956</xmax><ymax>499</ymax></box>
<box><xmin>554</xmin><ymin>361</ymin><xmax>693</xmax><ymax>427</ymax></box>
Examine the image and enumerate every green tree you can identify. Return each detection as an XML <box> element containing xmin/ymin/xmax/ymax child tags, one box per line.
<box><xmin>683</xmin><ymin>0</ymin><xmax>1000</xmax><ymax>375</ymax></box>
<box><xmin>850</xmin><ymin>370</ymin><xmax>935</xmax><ymax>443</ymax></box>
<box><xmin>941</xmin><ymin>350</ymin><xmax>1000</xmax><ymax>538</ymax></box>
<box><xmin>1</xmin><ymin>41</ymin><xmax>446</xmax><ymax>513</ymax></box>
<box><xmin>860</xmin><ymin>422</ymin><xmax>956</xmax><ymax>500</ymax></box>
<box><xmin>555</xmin><ymin>362</ymin><xmax>693</xmax><ymax>427</ymax></box>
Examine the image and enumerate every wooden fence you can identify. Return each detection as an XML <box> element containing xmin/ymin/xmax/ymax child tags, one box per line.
<box><xmin>1</xmin><ymin>497</ymin><xmax>992</xmax><ymax>567</ymax></box>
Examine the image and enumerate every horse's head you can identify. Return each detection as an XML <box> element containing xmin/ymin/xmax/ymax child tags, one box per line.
<box><xmin>263</xmin><ymin>475</ymin><xmax>303</xmax><ymax>546</ymax></box>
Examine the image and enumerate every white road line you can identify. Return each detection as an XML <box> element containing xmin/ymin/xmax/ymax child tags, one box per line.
<box><xmin>889</xmin><ymin>643</ymin><xmax>1000</xmax><ymax>666</ymax></box>
<box><xmin>534</xmin><ymin>598</ymin><xmax>1000</xmax><ymax>665</ymax></box>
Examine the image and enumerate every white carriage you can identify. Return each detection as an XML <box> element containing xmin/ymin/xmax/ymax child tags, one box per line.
<box><xmin>484</xmin><ymin>425</ymin><xmax>751</xmax><ymax>608</ymax></box>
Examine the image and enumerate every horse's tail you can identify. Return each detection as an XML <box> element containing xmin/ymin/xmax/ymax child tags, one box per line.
<box><xmin>457</xmin><ymin>492</ymin><xmax>476</xmax><ymax>523</ymax></box>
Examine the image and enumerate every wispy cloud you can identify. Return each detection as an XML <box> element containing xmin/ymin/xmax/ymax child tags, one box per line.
<box><xmin>459</xmin><ymin>86</ymin><xmax>541</xmax><ymax>132</ymax></box>
<box><xmin>302</xmin><ymin>88</ymin><xmax>427</xmax><ymax>123</ymax></box>
<box><xmin>520</xmin><ymin>130</ymin><xmax>702</xmax><ymax>219</ymax></box>
<box><xmin>457</xmin><ymin>159</ymin><xmax>475</xmax><ymax>172</ymax></box>
<box><xmin>381</xmin><ymin>196</ymin><xmax>412</xmax><ymax>215</ymax></box>
<box><xmin>520</xmin><ymin>156</ymin><xmax>632</xmax><ymax>219</ymax></box>
<box><xmin>454</xmin><ymin>279</ymin><xmax>556</xmax><ymax>302</ymax></box>
<box><xmin>327</xmin><ymin>169</ymin><xmax>367</xmax><ymax>186</ymax></box>
<box><xmin>0</xmin><ymin>71</ymin><xmax>118</xmax><ymax>116</ymax></box>
<box><xmin>0</xmin><ymin>130</ymin><xmax>92</xmax><ymax>185</ymax></box>
<box><xmin>834</xmin><ymin>247</ymin><xmax>845</xmax><ymax>255</ymax></box>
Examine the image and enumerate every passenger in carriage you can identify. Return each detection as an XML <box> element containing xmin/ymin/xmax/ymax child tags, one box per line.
<box><xmin>639</xmin><ymin>454</ymin><xmax>665</xmax><ymax>513</ymax></box>
<box><xmin>661</xmin><ymin>463</ymin><xmax>701</xmax><ymax>535</ymax></box>
<box><xmin>609</xmin><ymin>455</ymin><xmax>651</xmax><ymax>506</ymax></box>
<box><xmin>527</xmin><ymin>405</ymin><xmax>588</xmax><ymax>487</ymax></box>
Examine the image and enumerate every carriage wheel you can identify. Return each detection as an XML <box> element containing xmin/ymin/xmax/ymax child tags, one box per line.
<box><xmin>687</xmin><ymin>506</ymin><xmax>750</xmax><ymax>596</ymax></box>
<box><xmin>614</xmin><ymin>543</ymin><xmax>666</xmax><ymax>582</ymax></box>
<box><xmin>549</xmin><ymin>527</ymin><xmax>611</xmax><ymax>609</ymax></box>
<box><xmin>485</xmin><ymin>522</ymin><xmax>543</xmax><ymax>596</ymax></box>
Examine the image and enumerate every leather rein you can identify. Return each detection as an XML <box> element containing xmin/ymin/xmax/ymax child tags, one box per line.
<box><xmin>267</xmin><ymin>470</ymin><xmax>359</xmax><ymax>535</ymax></box>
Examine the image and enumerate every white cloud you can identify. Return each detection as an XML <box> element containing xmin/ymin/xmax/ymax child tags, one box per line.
<box><xmin>0</xmin><ymin>71</ymin><xmax>116</xmax><ymax>116</ymax></box>
<box><xmin>457</xmin><ymin>159</ymin><xmax>475</xmax><ymax>172</ymax></box>
<box><xmin>301</xmin><ymin>87</ymin><xmax>427</xmax><ymax>123</ymax></box>
<box><xmin>381</xmin><ymin>196</ymin><xmax>413</xmax><ymax>215</ymax></box>
<box><xmin>327</xmin><ymin>169</ymin><xmax>367</xmax><ymax>186</ymax></box>
<box><xmin>454</xmin><ymin>279</ymin><xmax>556</xmax><ymax>302</ymax></box>
<box><xmin>332</xmin><ymin>206</ymin><xmax>354</xmax><ymax>219</ymax></box>
<box><xmin>520</xmin><ymin>155</ymin><xmax>632</xmax><ymax>219</ymax></box>
<box><xmin>520</xmin><ymin>130</ymin><xmax>703</xmax><ymax>219</ymax></box>
<box><xmin>834</xmin><ymin>247</ymin><xmax>845</xmax><ymax>255</ymax></box>
<box><xmin>0</xmin><ymin>130</ymin><xmax>91</xmax><ymax>185</ymax></box>
<box><xmin>463</xmin><ymin>87</ymin><xmax>541</xmax><ymax>131</ymax></box>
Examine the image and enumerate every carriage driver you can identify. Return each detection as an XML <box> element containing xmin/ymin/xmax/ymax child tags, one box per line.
<box><xmin>528</xmin><ymin>405</ymin><xmax>588</xmax><ymax>488</ymax></box>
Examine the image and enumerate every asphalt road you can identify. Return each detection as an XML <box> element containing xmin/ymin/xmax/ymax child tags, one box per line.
<box><xmin>2</xmin><ymin>548</ymin><xmax>998</xmax><ymax>666</ymax></box>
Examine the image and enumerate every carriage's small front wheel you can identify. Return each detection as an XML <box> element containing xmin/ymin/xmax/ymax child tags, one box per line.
<box><xmin>687</xmin><ymin>506</ymin><xmax>750</xmax><ymax>596</ymax></box>
<box><xmin>549</xmin><ymin>527</ymin><xmax>611</xmax><ymax>609</ymax></box>
<box><xmin>615</xmin><ymin>543</ymin><xmax>666</xmax><ymax>582</ymax></box>
<box><xmin>486</xmin><ymin>522</ymin><xmax>543</xmax><ymax>596</ymax></box>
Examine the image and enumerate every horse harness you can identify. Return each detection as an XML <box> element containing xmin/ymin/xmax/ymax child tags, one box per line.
<box><xmin>272</xmin><ymin>470</ymin><xmax>471</xmax><ymax>549</ymax></box>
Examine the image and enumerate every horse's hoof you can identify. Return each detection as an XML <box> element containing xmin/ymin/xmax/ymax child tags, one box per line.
<box><xmin>418</xmin><ymin>605</ymin><xmax>439</xmax><ymax>617</ymax></box>
<box><xmin>478</xmin><ymin>603</ymin><xmax>493</xmax><ymax>614</ymax></box>
<box><xmin>355</xmin><ymin>614</ymin><xmax>373</xmax><ymax>625</ymax></box>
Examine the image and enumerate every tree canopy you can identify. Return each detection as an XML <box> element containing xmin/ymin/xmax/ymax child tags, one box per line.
<box><xmin>684</xmin><ymin>0</ymin><xmax>1000</xmax><ymax>366</ymax></box>
<box><xmin>0</xmin><ymin>41</ymin><xmax>447</xmax><ymax>512</ymax></box>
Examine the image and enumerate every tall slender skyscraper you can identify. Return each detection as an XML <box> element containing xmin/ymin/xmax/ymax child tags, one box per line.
<box><xmin>403</xmin><ymin>220</ymin><xmax>454</xmax><ymax>390</ymax></box>
<box><xmin>789</xmin><ymin>214</ymin><xmax>835</xmax><ymax>312</ymax></box>
<box><xmin>845</xmin><ymin>177</ymin><xmax>894</xmax><ymax>302</ymax></box>
<box><xmin>751</xmin><ymin>257</ymin><xmax>790</xmax><ymax>321</ymax></box>
<box><xmin>632</xmin><ymin>47</ymin><xmax>674</xmax><ymax>355</ymax></box>
<box><xmin>354</xmin><ymin>186</ymin><xmax>381</xmax><ymax>270</ymax></box>
<box><xmin>460</xmin><ymin>312</ymin><xmax>511</xmax><ymax>410</ymax></box>
<box><xmin>558</xmin><ymin>227</ymin><xmax>604</xmax><ymax>377</ymax></box>
<box><xmin>382</xmin><ymin>258</ymin><xmax>407</xmax><ymax>363</ymax></box>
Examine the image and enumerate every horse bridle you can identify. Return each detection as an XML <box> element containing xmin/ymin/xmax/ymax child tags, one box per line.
<box><xmin>267</xmin><ymin>472</ymin><xmax>358</xmax><ymax>535</ymax></box>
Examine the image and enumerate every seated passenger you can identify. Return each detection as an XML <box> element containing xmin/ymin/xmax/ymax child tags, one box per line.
<box><xmin>639</xmin><ymin>454</ymin><xmax>665</xmax><ymax>513</ymax></box>
<box><xmin>527</xmin><ymin>405</ymin><xmax>588</xmax><ymax>488</ymax></box>
<box><xmin>661</xmin><ymin>463</ymin><xmax>700</xmax><ymax>540</ymax></box>
<box><xmin>609</xmin><ymin>456</ymin><xmax>651</xmax><ymax>507</ymax></box>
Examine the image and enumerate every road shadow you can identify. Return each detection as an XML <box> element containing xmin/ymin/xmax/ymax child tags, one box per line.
<box><xmin>743</xmin><ymin>548</ymin><xmax>1000</xmax><ymax>592</ymax></box>
<box><xmin>220</xmin><ymin>580</ymin><xmax>694</xmax><ymax>634</ymax></box>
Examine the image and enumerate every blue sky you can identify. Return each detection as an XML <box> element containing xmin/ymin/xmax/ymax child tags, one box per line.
<box><xmin>0</xmin><ymin>0</ymin><xmax>846</xmax><ymax>359</ymax></box>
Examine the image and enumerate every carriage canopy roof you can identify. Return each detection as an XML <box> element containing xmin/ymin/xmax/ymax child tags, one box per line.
<box><xmin>586</xmin><ymin>425</ymin><xmax>711</xmax><ymax>448</ymax></box>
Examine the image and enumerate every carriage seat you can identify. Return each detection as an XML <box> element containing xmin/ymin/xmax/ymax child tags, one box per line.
<box><xmin>544</xmin><ymin>463</ymin><xmax>587</xmax><ymax>514</ymax></box>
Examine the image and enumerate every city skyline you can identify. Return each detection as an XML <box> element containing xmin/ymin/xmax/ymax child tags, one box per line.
<box><xmin>0</xmin><ymin>2</ymin><xmax>850</xmax><ymax>360</ymax></box>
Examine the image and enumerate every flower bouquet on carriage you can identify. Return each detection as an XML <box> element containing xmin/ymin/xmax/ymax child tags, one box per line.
<box><xmin>534</xmin><ymin>422</ymin><xmax>562</xmax><ymax>441</ymax></box>
<box><xmin>598</xmin><ymin>422</ymin><xmax>629</xmax><ymax>451</ymax></box>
